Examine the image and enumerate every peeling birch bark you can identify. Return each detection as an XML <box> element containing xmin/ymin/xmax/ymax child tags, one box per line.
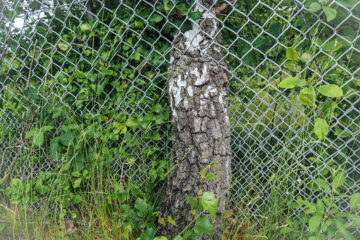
<box><xmin>161</xmin><ymin>1</ymin><xmax>232</xmax><ymax>238</ymax></box>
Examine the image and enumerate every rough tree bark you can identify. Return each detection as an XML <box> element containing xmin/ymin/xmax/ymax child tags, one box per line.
<box><xmin>161</xmin><ymin>0</ymin><xmax>232</xmax><ymax>238</ymax></box>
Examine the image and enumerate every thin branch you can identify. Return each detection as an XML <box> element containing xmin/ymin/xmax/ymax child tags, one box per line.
<box><xmin>27</xmin><ymin>39</ymin><xmax>38</xmax><ymax>89</ymax></box>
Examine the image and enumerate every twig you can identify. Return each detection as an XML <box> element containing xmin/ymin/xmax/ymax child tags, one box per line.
<box><xmin>27</xmin><ymin>39</ymin><xmax>38</xmax><ymax>89</ymax></box>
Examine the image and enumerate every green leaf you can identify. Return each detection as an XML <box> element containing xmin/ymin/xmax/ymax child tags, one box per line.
<box><xmin>149</xmin><ymin>14</ymin><xmax>163</xmax><ymax>23</ymax></box>
<box><xmin>167</xmin><ymin>216</ymin><xmax>177</xmax><ymax>226</ymax></box>
<box><xmin>315</xmin><ymin>178</ymin><xmax>331</xmax><ymax>194</ymax></box>
<box><xmin>286</xmin><ymin>47</ymin><xmax>299</xmax><ymax>61</ymax></box>
<box><xmin>73</xmin><ymin>178</ymin><xmax>82</xmax><ymax>188</ymax></box>
<box><xmin>336</xmin><ymin>219</ymin><xmax>355</xmax><ymax>240</ymax></box>
<box><xmin>323</xmin><ymin>6</ymin><xmax>337</xmax><ymax>22</ymax></box>
<box><xmin>33</xmin><ymin>131</ymin><xmax>45</xmax><ymax>147</ymax></box>
<box><xmin>80</xmin><ymin>23</ymin><xmax>91</xmax><ymax>32</ymax></box>
<box><xmin>188</xmin><ymin>12</ymin><xmax>202</xmax><ymax>20</ymax></box>
<box><xmin>58</xmin><ymin>42</ymin><xmax>69</xmax><ymax>51</ymax></box>
<box><xmin>300</xmin><ymin>87</ymin><xmax>316</xmax><ymax>106</ymax></box>
<box><xmin>50</xmin><ymin>137</ymin><xmax>61</xmax><ymax>160</ymax></box>
<box><xmin>278</xmin><ymin>77</ymin><xmax>307</xmax><ymax>89</ymax></box>
<box><xmin>134</xmin><ymin>21</ymin><xmax>144</xmax><ymax>28</ymax></box>
<box><xmin>135</xmin><ymin>198</ymin><xmax>148</xmax><ymax>217</ymax></box>
<box><xmin>152</xmin><ymin>103</ymin><xmax>163</xmax><ymax>113</ymax></box>
<box><xmin>317</xmin><ymin>84</ymin><xmax>343</xmax><ymax>97</ymax></box>
<box><xmin>309</xmin><ymin>215</ymin><xmax>322</xmax><ymax>233</ymax></box>
<box><xmin>333</xmin><ymin>171</ymin><xmax>346</xmax><ymax>190</ymax></box>
<box><xmin>173</xmin><ymin>236</ymin><xmax>183</xmax><ymax>240</ymax></box>
<box><xmin>25</xmin><ymin>128</ymin><xmax>38</xmax><ymax>139</ymax></box>
<box><xmin>280</xmin><ymin>227</ymin><xmax>293</xmax><ymax>234</ymax></box>
<box><xmin>350</xmin><ymin>193</ymin><xmax>360</xmax><ymax>211</ymax></box>
<box><xmin>176</xmin><ymin>4</ymin><xmax>188</xmax><ymax>16</ymax></box>
<box><xmin>125</xmin><ymin>117</ymin><xmax>139</xmax><ymax>128</ymax></box>
<box><xmin>40</xmin><ymin>126</ymin><xmax>54</xmax><ymax>132</ymax></box>
<box><xmin>194</xmin><ymin>216</ymin><xmax>213</xmax><ymax>235</ymax></box>
<box><xmin>201</xmin><ymin>192</ymin><xmax>217</xmax><ymax>220</ymax></box>
<box><xmin>308</xmin><ymin>2</ymin><xmax>322</xmax><ymax>12</ymax></box>
<box><xmin>323</xmin><ymin>38</ymin><xmax>344</xmax><ymax>52</ymax></box>
<box><xmin>314</xmin><ymin>118</ymin><xmax>329</xmax><ymax>140</ymax></box>
<box><xmin>60</xmin><ymin>131</ymin><xmax>73</xmax><ymax>146</ymax></box>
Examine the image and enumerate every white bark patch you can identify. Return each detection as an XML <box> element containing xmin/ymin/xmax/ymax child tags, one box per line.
<box><xmin>173</xmin><ymin>75</ymin><xmax>187</xmax><ymax>107</ymax></box>
<box><xmin>219</xmin><ymin>90</ymin><xmax>226</xmax><ymax>105</ymax></box>
<box><xmin>187</xmin><ymin>86</ymin><xmax>194</xmax><ymax>97</ymax></box>
<box><xmin>190</xmin><ymin>67</ymin><xmax>200</xmax><ymax>79</ymax></box>
<box><xmin>195</xmin><ymin>64</ymin><xmax>208</xmax><ymax>86</ymax></box>
<box><xmin>184</xmin><ymin>24</ymin><xmax>203</xmax><ymax>52</ymax></box>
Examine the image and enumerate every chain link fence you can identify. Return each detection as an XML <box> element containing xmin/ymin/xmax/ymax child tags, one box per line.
<box><xmin>1</xmin><ymin>0</ymin><xmax>359</xmax><ymax>231</ymax></box>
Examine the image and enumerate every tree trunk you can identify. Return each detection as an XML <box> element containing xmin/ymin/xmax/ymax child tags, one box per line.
<box><xmin>161</xmin><ymin>1</ymin><xmax>232</xmax><ymax>238</ymax></box>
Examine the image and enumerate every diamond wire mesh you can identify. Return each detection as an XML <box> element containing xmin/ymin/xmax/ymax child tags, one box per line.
<box><xmin>0</xmin><ymin>0</ymin><xmax>359</xmax><ymax>229</ymax></box>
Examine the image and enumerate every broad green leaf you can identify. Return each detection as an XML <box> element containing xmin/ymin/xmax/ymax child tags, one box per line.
<box><xmin>314</xmin><ymin>118</ymin><xmax>329</xmax><ymax>140</ymax></box>
<box><xmin>149</xmin><ymin>14</ymin><xmax>163</xmax><ymax>23</ymax></box>
<box><xmin>25</xmin><ymin>128</ymin><xmax>38</xmax><ymax>139</ymax></box>
<box><xmin>319</xmin><ymin>0</ymin><xmax>330</xmax><ymax>4</ymax></box>
<box><xmin>194</xmin><ymin>216</ymin><xmax>213</xmax><ymax>235</ymax></box>
<box><xmin>317</xmin><ymin>84</ymin><xmax>343</xmax><ymax>97</ymax></box>
<box><xmin>309</xmin><ymin>2</ymin><xmax>322</xmax><ymax>12</ymax></box>
<box><xmin>336</xmin><ymin>0</ymin><xmax>357</xmax><ymax>8</ymax></box>
<box><xmin>278</xmin><ymin>77</ymin><xmax>307</xmax><ymax>89</ymax></box>
<box><xmin>40</xmin><ymin>126</ymin><xmax>54</xmax><ymax>132</ymax></box>
<box><xmin>134</xmin><ymin>21</ymin><xmax>144</xmax><ymax>28</ymax></box>
<box><xmin>80</xmin><ymin>23</ymin><xmax>91</xmax><ymax>32</ymax></box>
<box><xmin>300</xmin><ymin>87</ymin><xmax>316</xmax><ymax>106</ymax></box>
<box><xmin>333</xmin><ymin>171</ymin><xmax>346</xmax><ymax>190</ymax></box>
<box><xmin>173</xmin><ymin>236</ymin><xmax>183</xmax><ymax>240</ymax></box>
<box><xmin>280</xmin><ymin>227</ymin><xmax>293</xmax><ymax>234</ymax></box>
<box><xmin>49</xmin><ymin>137</ymin><xmax>61</xmax><ymax>160</ymax></box>
<box><xmin>135</xmin><ymin>198</ymin><xmax>148</xmax><ymax>217</ymax></box>
<box><xmin>164</xmin><ymin>3</ymin><xmax>173</xmax><ymax>13</ymax></box>
<box><xmin>60</xmin><ymin>131</ymin><xmax>74</xmax><ymax>146</ymax></box>
<box><xmin>188</xmin><ymin>12</ymin><xmax>202</xmax><ymax>20</ymax></box>
<box><xmin>315</xmin><ymin>178</ymin><xmax>331</xmax><ymax>194</ymax></box>
<box><xmin>201</xmin><ymin>192</ymin><xmax>217</xmax><ymax>220</ymax></box>
<box><xmin>125</xmin><ymin>117</ymin><xmax>139</xmax><ymax>128</ymax></box>
<box><xmin>323</xmin><ymin>6</ymin><xmax>337</xmax><ymax>22</ymax></box>
<box><xmin>323</xmin><ymin>38</ymin><xmax>344</xmax><ymax>52</ymax></box>
<box><xmin>73</xmin><ymin>178</ymin><xmax>82</xmax><ymax>188</ymax></box>
<box><xmin>286</xmin><ymin>47</ymin><xmax>299</xmax><ymax>61</ymax></box>
<box><xmin>167</xmin><ymin>216</ymin><xmax>177</xmax><ymax>226</ymax></box>
<box><xmin>309</xmin><ymin>215</ymin><xmax>322</xmax><ymax>233</ymax></box>
<box><xmin>350</xmin><ymin>193</ymin><xmax>360</xmax><ymax>211</ymax></box>
<box><xmin>58</xmin><ymin>42</ymin><xmax>69</xmax><ymax>51</ymax></box>
<box><xmin>33</xmin><ymin>131</ymin><xmax>44</xmax><ymax>147</ymax></box>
